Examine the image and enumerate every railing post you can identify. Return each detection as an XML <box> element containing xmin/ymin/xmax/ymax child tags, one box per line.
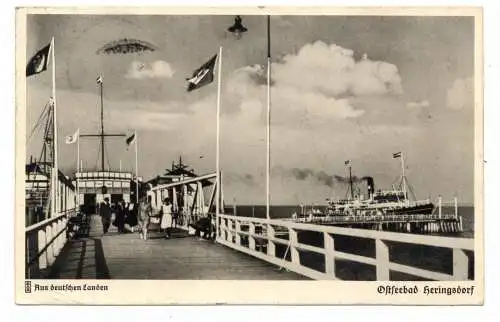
<box><xmin>249</xmin><ymin>222</ymin><xmax>256</xmax><ymax>251</ymax></box>
<box><xmin>54</xmin><ymin>220</ymin><xmax>61</xmax><ymax>255</ymax></box>
<box><xmin>324</xmin><ymin>232</ymin><xmax>335</xmax><ymax>277</ymax></box>
<box><xmin>46</xmin><ymin>225</ymin><xmax>54</xmax><ymax>266</ymax></box>
<box><xmin>235</xmin><ymin>220</ymin><xmax>241</xmax><ymax>246</ymax></box>
<box><xmin>438</xmin><ymin>195</ymin><xmax>442</xmax><ymax>219</ymax></box>
<box><xmin>453</xmin><ymin>248</ymin><xmax>469</xmax><ymax>280</ymax></box>
<box><xmin>375</xmin><ymin>239</ymin><xmax>390</xmax><ymax>280</ymax></box>
<box><xmin>37</xmin><ymin>230</ymin><xmax>47</xmax><ymax>270</ymax></box>
<box><xmin>267</xmin><ymin>224</ymin><xmax>275</xmax><ymax>257</ymax></box>
<box><xmin>289</xmin><ymin>228</ymin><xmax>300</xmax><ymax>265</ymax></box>
<box><xmin>227</xmin><ymin>219</ymin><xmax>234</xmax><ymax>242</ymax></box>
<box><xmin>215</xmin><ymin>213</ymin><xmax>220</xmax><ymax>241</ymax></box>
<box><xmin>219</xmin><ymin>217</ymin><xmax>226</xmax><ymax>241</ymax></box>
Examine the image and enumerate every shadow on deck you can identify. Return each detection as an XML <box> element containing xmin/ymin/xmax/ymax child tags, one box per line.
<box><xmin>48</xmin><ymin>215</ymin><xmax>307</xmax><ymax>280</ymax></box>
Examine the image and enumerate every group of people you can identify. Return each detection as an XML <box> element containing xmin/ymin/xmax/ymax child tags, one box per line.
<box><xmin>98</xmin><ymin>195</ymin><xmax>176</xmax><ymax>241</ymax></box>
<box><xmin>98</xmin><ymin>197</ymin><xmax>139</xmax><ymax>235</ymax></box>
<box><xmin>138</xmin><ymin>195</ymin><xmax>175</xmax><ymax>240</ymax></box>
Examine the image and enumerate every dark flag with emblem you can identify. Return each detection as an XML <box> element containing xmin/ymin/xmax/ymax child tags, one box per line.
<box><xmin>393</xmin><ymin>152</ymin><xmax>402</xmax><ymax>158</ymax></box>
<box><xmin>126</xmin><ymin>132</ymin><xmax>136</xmax><ymax>147</ymax></box>
<box><xmin>26</xmin><ymin>42</ymin><xmax>51</xmax><ymax>77</ymax></box>
<box><xmin>186</xmin><ymin>54</ymin><xmax>217</xmax><ymax>92</ymax></box>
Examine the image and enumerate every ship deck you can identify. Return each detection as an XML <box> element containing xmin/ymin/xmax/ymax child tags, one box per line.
<box><xmin>47</xmin><ymin>214</ymin><xmax>307</xmax><ymax>280</ymax></box>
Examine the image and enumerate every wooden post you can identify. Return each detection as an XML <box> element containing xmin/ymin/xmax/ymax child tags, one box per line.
<box><xmin>324</xmin><ymin>232</ymin><xmax>335</xmax><ymax>277</ymax></box>
<box><xmin>38</xmin><ymin>230</ymin><xmax>47</xmax><ymax>270</ymax></box>
<box><xmin>183</xmin><ymin>184</ymin><xmax>188</xmax><ymax>228</ymax></box>
<box><xmin>249</xmin><ymin>222</ymin><xmax>256</xmax><ymax>251</ymax></box>
<box><xmin>375</xmin><ymin>239</ymin><xmax>390</xmax><ymax>280</ymax></box>
<box><xmin>267</xmin><ymin>224</ymin><xmax>276</xmax><ymax>257</ymax></box>
<box><xmin>235</xmin><ymin>220</ymin><xmax>241</xmax><ymax>245</ymax></box>
<box><xmin>438</xmin><ymin>195</ymin><xmax>442</xmax><ymax>219</ymax></box>
<box><xmin>453</xmin><ymin>248</ymin><xmax>469</xmax><ymax>280</ymax></box>
<box><xmin>289</xmin><ymin>228</ymin><xmax>300</xmax><ymax>265</ymax></box>
<box><xmin>219</xmin><ymin>217</ymin><xmax>226</xmax><ymax>241</ymax></box>
<box><xmin>454</xmin><ymin>196</ymin><xmax>458</xmax><ymax>220</ymax></box>
<box><xmin>226</xmin><ymin>219</ymin><xmax>233</xmax><ymax>242</ymax></box>
<box><xmin>46</xmin><ymin>225</ymin><xmax>54</xmax><ymax>266</ymax></box>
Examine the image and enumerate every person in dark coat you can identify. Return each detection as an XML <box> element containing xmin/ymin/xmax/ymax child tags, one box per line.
<box><xmin>114</xmin><ymin>200</ymin><xmax>126</xmax><ymax>233</ymax></box>
<box><xmin>125</xmin><ymin>201</ymin><xmax>138</xmax><ymax>231</ymax></box>
<box><xmin>100</xmin><ymin>197</ymin><xmax>112</xmax><ymax>234</ymax></box>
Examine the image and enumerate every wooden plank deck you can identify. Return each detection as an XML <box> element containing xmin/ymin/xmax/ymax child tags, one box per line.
<box><xmin>48</xmin><ymin>215</ymin><xmax>307</xmax><ymax>280</ymax></box>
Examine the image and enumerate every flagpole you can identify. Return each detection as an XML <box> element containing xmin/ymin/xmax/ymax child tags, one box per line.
<box><xmin>51</xmin><ymin>36</ymin><xmax>58</xmax><ymax>218</ymax></box>
<box><xmin>135</xmin><ymin>131</ymin><xmax>139</xmax><ymax>204</ymax></box>
<box><xmin>215</xmin><ymin>46</ymin><xmax>223</xmax><ymax>238</ymax></box>
<box><xmin>266</xmin><ymin>15</ymin><xmax>271</xmax><ymax>221</ymax></box>
<box><xmin>77</xmin><ymin>129</ymin><xmax>80</xmax><ymax>206</ymax></box>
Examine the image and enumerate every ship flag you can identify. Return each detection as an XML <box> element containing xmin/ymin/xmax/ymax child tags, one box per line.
<box><xmin>345</xmin><ymin>160</ymin><xmax>351</xmax><ymax>165</ymax></box>
<box><xmin>393</xmin><ymin>152</ymin><xmax>402</xmax><ymax>158</ymax></box>
<box><xmin>186</xmin><ymin>54</ymin><xmax>217</xmax><ymax>92</ymax></box>
<box><xmin>26</xmin><ymin>42</ymin><xmax>51</xmax><ymax>77</ymax></box>
<box><xmin>65</xmin><ymin>129</ymin><xmax>79</xmax><ymax>144</ymax></box>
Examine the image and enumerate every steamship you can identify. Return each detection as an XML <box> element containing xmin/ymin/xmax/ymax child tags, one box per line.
<box><xmin>297</xmin><ymin>154</ymin><xmax>435</xmax><ymax>220</ymax></box>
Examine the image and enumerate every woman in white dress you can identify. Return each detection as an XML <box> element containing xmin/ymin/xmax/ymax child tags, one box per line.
<box><xmin>160</xmin><ymin>198</ymin><xmax>173</xmax><ymax>239</ymax></box>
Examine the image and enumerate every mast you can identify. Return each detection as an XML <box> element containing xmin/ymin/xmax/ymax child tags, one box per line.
<box><xmin>349</xmin><ymin>164</ymin><xmax>354</xmax><ymax>200</ymax></box>
<box><xmin>401</xmin><ymin>152</ymin><xmax>407</xmax><ymax>201</ymax></box>
<box><xmin>98</xmin><ymin>75</ymin><xmax>105</xmax><ymax>173</ymax></box>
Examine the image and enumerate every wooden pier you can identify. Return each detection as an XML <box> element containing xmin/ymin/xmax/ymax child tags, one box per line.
<box><xmin>29</xmin><ymin>214</ymin><xmax>306</xmax><ymax>280</ymax></box>
<box><xmin>290</xmin><ymin>213</ymin><xmax>464</xmax><ymax>234</ymax></box>
<box><xmin>24</xmin><ymin>170</ymin><xmax>474</xmax><ymax>281</ymax></box>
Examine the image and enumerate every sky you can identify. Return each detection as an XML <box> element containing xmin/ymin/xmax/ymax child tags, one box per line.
<box><xmin>25</xmin><ymin>14</ymin><xmax>476</xmax><ymax>205</ymax></box>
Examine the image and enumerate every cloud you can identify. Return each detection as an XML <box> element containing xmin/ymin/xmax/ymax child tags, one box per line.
<box><xmin>125</xmin><ymin>60</ymin><xmax>175</xmax><ymax>79</ymax></box>
<box><xmin>224</xmin><ymin>41</ymin><xmax>407</xmax><ymax>125</ymax></box>
<box><xmin>446</xmin><ymin>77</ymin><xmax>473</xmax><ymax>110</ymax></box>
<box><xmin>273</xmin><ymin>41</ymin><xmax>403</xmax><ymax>97</ymax></box>
<box><xmin>407</xmin><ymin>100</ymin><xmax>430</xmax><ymax>108</ymax></box>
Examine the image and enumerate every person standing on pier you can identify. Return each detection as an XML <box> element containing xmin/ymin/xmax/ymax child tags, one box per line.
<box><xmin>160</xmin><ymin>198</ymin><xmax>173</xmax><ymax>239</ymax></box>
<box><xmin>115</xmin><ymin>200</ymin><xmax>126</xmax><ymax>233</ymax></box>
<box><xmin>139</xmin><ymin>195</ymin><xmax>153</xmax><ymax>240</ymax></box>
<box><xmin>126</xmin><ymin>202</ymin><xmax>138</xmax><ymax>231</ymax></box>
<box><xmin>100</xmin><ymin>197</ymin><xmax>112</xmax><ymax>235</ymax></box>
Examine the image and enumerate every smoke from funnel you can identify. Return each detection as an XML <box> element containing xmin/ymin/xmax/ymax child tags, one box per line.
<box><xmin>287</xmin><ymin>168</ymin><xmax>366</xmax><ymax>188</ymax></box>
<box><xmin>362</xmin><ymin>176</ymin><xmax>375</xmax><ymax>196</ymax></box>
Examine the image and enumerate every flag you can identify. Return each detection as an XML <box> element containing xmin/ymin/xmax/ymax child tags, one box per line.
<box><xmin>126</xmin><ymin>133</ymin><xmax>136</xmax><ymax>147</ymax></box>
<box><xmin>345</xmin><ymin>160</ymin><xmax>351</xmax><ymax>165</ymax></box>
<box><xmin>26</xmin><ymin>42</ymin><xmax>51</xmax><ymax>77</ymax></box>
<box><xmin>65</xmin><ymin>129</ymin><xmax>79</xmax><ymax>144</ymax></box>
<box><xmin>186</xmin><ymin>54</ymin><xmax>217</xmax><ymax>92</ymax></box>
<box><xmin>96</xmin><ymin>75</ymin><xmax>103</xmax><ymax>84</ymax></box>
<box><xmin>393</xmin><ymin>152</ymin><xmax>402</xmax><ymax>158</ymax></box>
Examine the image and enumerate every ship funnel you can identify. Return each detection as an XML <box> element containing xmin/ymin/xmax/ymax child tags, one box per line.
<box><xmin>362</xmin><ymin>176</ymin><xmax>375</xmax><ymax>199</ymax></box>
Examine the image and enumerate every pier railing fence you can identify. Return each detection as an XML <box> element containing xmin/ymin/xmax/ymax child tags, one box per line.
<box><xmin>216</xmin><ymin>214</ymin><xmax>474</xmax><ymax>281</ymax></box>
<box><xmin>25</xmin><ymin>208</ymin><xmax>76</xmax><ymax>278</ymax></box>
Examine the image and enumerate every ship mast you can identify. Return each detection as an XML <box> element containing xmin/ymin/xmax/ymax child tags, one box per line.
<box><xmin>401</xmin><ymin>153</ymin><xmax>408</xmax><ymax>201</ymax></box>
<box><xmin>349</xmin><ymin>163</ymin><xmax>354</xmax><ymax>200</ymax></box>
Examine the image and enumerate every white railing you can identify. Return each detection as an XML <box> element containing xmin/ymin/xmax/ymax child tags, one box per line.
<box><xmin>25</xmin><ymin>209</ymin><xmax>76</xmax><ymax>278</ymax></box>
<box><xmin>216</xmin><ymin>214</ymin><xmax>474</xmax><ymax>281</ymax></box>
